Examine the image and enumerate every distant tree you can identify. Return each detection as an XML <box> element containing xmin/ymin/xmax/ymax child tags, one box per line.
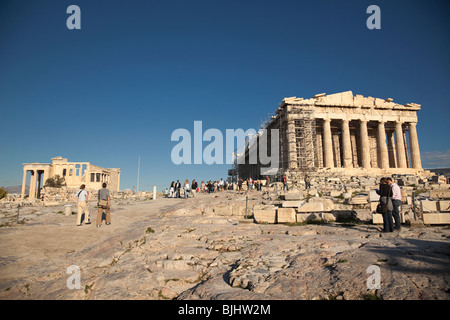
<box><xmin>0</xmin><ymin>187</ymin><xmax>7</xmax><ymax>199</ymax></box>
<box><xmin>44</xmin><ymin>175</ymin><xmax>66</xmax><ymax>188</ymax></box>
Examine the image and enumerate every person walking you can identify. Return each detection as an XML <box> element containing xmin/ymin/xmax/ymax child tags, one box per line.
<box><xmin>387</xmin><ymin>177</ymin><xmax>402</xmax><ymax>230</ymax></box>
<box><xmin>191</xmin><ymin>179</ymin><xmax>198</xmax><ymax>193</ymax></box>
<box><xmin>97</xmin><ymin>182</ymin><xmax>111</xmax><ymax>228</ymax></box>
<box><xmin>190</xmin><ymin>179</ymin><xmax>197</xmax><ymax>198</ymax></box>
<box><xmin>175</xmin><ymin>180</ymin><xmax>181</xmax><ymax>198</ymax></box>
<box><xmin>75</xmin><ymin>184</ymin><xmax>91</xmax><ymax>226</ymax></box>
<box><xmin>305</xmin><ymin>176</ymin><xmax>311</xmax><ymax>189</ymax></box>
<box><xmin>169</xmin><ymin>181</ymin><xmax>175</xmax><ymax>198</ymax></box>
<box><xmin>378</xmin><ymin>178</ymin><xmax>394</xmax><ymax>232</ymax></box>
<box><xmin>283</xmin><ymin>175</ymin><xmax>289</xmax><ymax>191</ymax></box>
<box><xmin>238</xmin><ymin>178</ymin><xmax>243</xmax><ymax>194</ymax></box>
<box><xmin>265</xmin><ymin>176</ymin><xmax>270</xmax><ymax>189</ymax></box>
<box><xmin>256</xmin><ymin>179</ymin><xmax>261</xmax><ymax>191</ymax></box>
<box><xmin>200</xmin><ymin>181</ymin><xmax>205</xmax><ymax>193</ymax></box>
<box><xmin>184</xmin><ymin>179</ymin><xmax>190</xmax><ymax>198</ymax></box>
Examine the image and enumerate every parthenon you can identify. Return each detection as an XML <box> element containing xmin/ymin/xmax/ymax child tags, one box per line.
<box><xmin>237</xmin><ymin>91</ymin><xmax>426</xmax><ymax>179</ymax></box>
<box><xmin>21</xmin><ymin>156</ymin><xmax>121</xmax><ymax>199</ymax></box>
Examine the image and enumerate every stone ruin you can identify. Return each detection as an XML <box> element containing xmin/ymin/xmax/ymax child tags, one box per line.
<box><xmin>237</xmin><ymin>91</ymin><xmax>428</xmax><ymax>182</ymax></box>
<box><xmin>0</xmin><ymin>186</ymin><xmax>157</xmax><ymax>210</ymax></box>
<box><xmin>249</xmin><ymin>173</ymin><xmax>450</xmax><ymax>226</ymax></box>
<box><xmin>226</xmin><ymin>90</ymin><xmax>450</xmax><ymax>226</ymax></box>
<box><xmin>20</xmin><ymin>156</ymin><xmax>121</xmax><ymax>200</ymax></box>
<box><xmin>3</xmin><ymin>170</ymin><xmax>448</xmax><ymax>227</ymax></box>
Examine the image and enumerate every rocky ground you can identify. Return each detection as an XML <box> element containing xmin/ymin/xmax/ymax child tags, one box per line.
<box><xmin>0</xmin><ymin>191</ymin><xmax>449</xmax><ymax>300</ymax></box>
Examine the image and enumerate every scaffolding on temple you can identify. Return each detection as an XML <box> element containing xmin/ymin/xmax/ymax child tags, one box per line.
<box><xmin>292</xmin><ymin>106</ymin><xmax>317</xmax><ymax>174</ymax></box>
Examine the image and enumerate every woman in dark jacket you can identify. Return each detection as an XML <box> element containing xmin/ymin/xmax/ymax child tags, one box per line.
<box><xmin>378</xmin><ymin>177</ymin><xmax>394</xmax><ymax>232</ymax></box>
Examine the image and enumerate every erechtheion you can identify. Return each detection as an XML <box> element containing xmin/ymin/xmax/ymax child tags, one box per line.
<box><xmin>21</xmin><ymin>156</ymin><xmax>121</xmax><ymax>199</ymax></box>
<box><xmin>237</xmin><ymin>91</ymin><xmax>426</xmax><ymax>180</ymax></box>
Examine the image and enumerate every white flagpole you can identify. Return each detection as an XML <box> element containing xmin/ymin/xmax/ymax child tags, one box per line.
<box><xmin>137</xmin><ymin>156</ymin><xmax>140</xmax><ymax>192</ymax></box>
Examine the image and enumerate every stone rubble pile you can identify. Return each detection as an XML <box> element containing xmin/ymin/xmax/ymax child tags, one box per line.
<box><xmin>249</xmin><ymin>173</ymin><xmax>450</xmax><ymax>226</ymax></box>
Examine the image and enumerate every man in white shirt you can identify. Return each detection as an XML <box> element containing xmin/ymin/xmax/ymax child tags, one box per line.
<box><xmin>75</xmin><ymin>184</ymin><xmax>91</xmax><ymax>226</ymax></box>
<box><xmin>184</xmin><ymin>180</ymin><xmax>190</xmax><ymax>199</ymax></box>
<box><xmin>387</xmin><ymin>177</ymin><xmax>402</xmax><ymax>230</ymax></box>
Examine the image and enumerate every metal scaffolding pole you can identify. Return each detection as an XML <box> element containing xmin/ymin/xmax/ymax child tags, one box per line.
<box><xmin>293</xmin><ymin>107</ymin><xmax>316</xmax><ymax>174</ymax></box>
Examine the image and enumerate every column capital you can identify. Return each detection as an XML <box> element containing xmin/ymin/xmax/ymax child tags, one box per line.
<box><xmin>317</xmin><ymin>116</ymin><xmax>332</xmax><ymax>123</ymax></box>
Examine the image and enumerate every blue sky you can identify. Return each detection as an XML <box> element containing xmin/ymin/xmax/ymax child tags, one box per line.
<box><xmin>0</xmin><ymin>0</ymin><xmax>449</xmax><ymax>191</ymax></box>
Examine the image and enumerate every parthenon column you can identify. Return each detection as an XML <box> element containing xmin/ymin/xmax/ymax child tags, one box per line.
<box><xmin>341</xmin><ymin>119</ymin><xmax>352</xmax><ymax>168</ymax></box>
<box><xmin>395</xmin><ymin>122</ymin><xmax>407</xmax><ymax>168</ymax></box>
<box><xmin>359</xmin><ymin>120</ymin><xmax>371</xmax><ymax>168</ymax></box>
<box><xmin>387</xmin><ymin>131</ymin><xmax>397</xmax><ymax>168</ymax></box>
<box><xmin>322</xmin><ymin>118</ymin><xmax>334</xmax><ymax>168</ymax></box>
<box><xmin>332</xmin><ymin>129</ymin><xmax>341</xmax><ymax>167</ymax></box>
<box><xmin>21</xmin><ymin>169</ymin><xmax>27</xmax><ymax>199</ymax></box>
<box><xmin>287</xmin><ymin>119</ymin><xmax>297</xmax><ymax>170</ymax></box>
<box><xmin>409</xmin><ymin>122</ymin><xmax>422</xmax><ymax>169</ymax></box>
<box><xmin>377</xmin><ymin>121</ymin><xmax>389</xmax><ymax>169</ymax></box>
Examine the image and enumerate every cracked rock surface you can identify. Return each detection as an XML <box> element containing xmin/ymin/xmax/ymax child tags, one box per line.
<box><xmin>0</xmin><ymin>192</ymin><xmax>449</xmax><ymax>300</ymax></box>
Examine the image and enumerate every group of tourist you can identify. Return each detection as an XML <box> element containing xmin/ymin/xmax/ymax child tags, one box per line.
<box><xmin>164</xmin><ymin>175</ymin><xmax>298</xmax><ymax>196</ymax></box>
<box><xmin>73</xmin><ymin>175</ymin><xmax>404</xmax><ymax>232</ymax></box>
<box><xmin>236</xmin><ymin>176</ymin><xmax>273</xmax><ymax>194</ymax></box>
<box><xmin>74</xmin><ymin>183</ymin><xmax>111</xmax><ymax>228</ymax></box>
<box><xmin>166</xmin><ymin>180</ymin><xmax>196</xmax><ymax>198</ymax></box>
<box><xmin>165</xmin><ymin>178</ymin><xmax>231</xmax><ymax>198</ymax></box>
<box><xmin>165</xmin><ymin>176</ymin><xmax>276</xmax><ymax>198</ymax></box>
<box><xmin>377</xmin><ymin>177</ymin><xmax>403</xmax><ymax>232</ymax></box>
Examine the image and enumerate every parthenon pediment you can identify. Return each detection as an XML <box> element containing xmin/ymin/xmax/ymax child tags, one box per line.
<box><xmin>282</xmin><ymin>91</ymin><xmax>421</xmax><ymax>110</ymax></box>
